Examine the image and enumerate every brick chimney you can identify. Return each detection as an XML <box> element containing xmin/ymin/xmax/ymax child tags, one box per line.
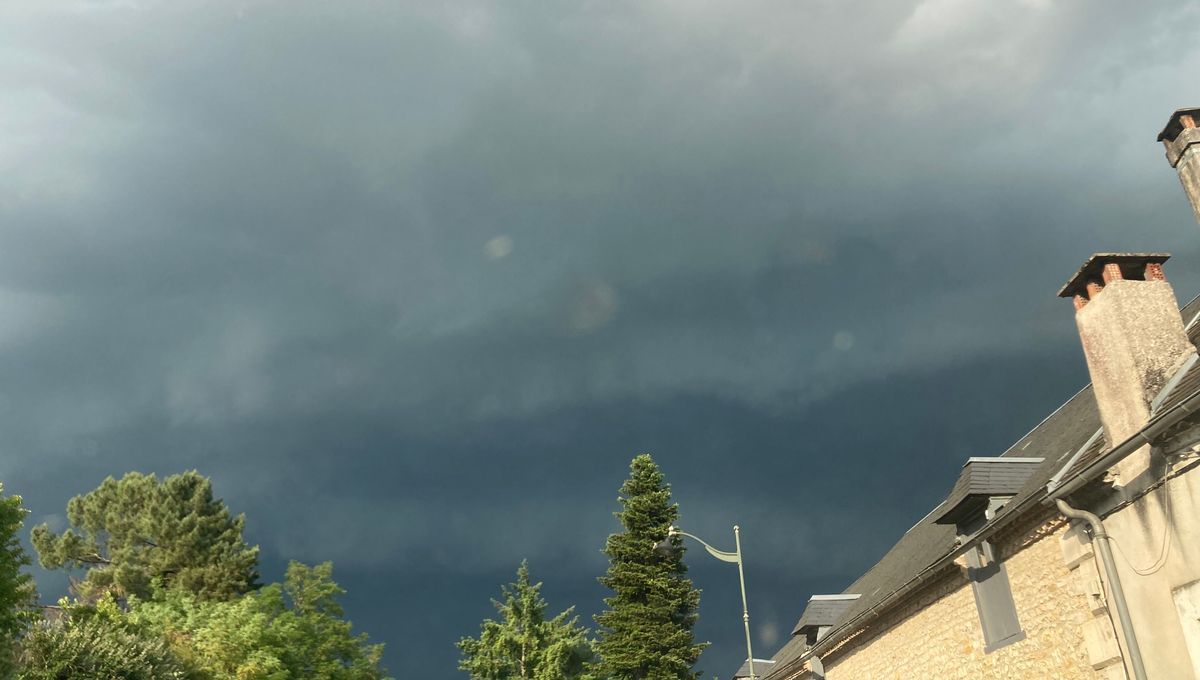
<box><xmin>1058</xmin><ymin>254</ymin><xmax>1196</xmax><ymax>483</ymax></box>
<box><xmin>1158</xmin><ymin>108</ymin><xmax>1200</xmax><ymax>225</ymax></box>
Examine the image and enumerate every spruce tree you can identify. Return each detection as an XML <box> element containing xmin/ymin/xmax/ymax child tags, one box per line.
<box><xmin>593</xmin><ymin>454</ymin><xmax>705</xmax><ymax>680</ymax></box>
<box><xmin>458</xmin><ymin>561</ymin><xmax>596</xmax><ymax>679</ymax></box>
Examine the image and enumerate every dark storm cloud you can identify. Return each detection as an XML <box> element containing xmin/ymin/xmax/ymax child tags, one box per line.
<box><xmin>3</xmin><ymin>0</ymin><xmax>1200</xmax><ymax>674</ymax></box>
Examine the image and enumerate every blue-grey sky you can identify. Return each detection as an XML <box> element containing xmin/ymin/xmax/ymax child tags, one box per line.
<box><xmin>2</xmin><ymin>0</ymin><xmax>1200</xmax><ymax>676</ymax></box>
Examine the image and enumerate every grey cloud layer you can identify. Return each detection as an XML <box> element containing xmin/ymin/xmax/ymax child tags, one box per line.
<box><xmin>3</xmin><ymin>1</ymin><xmax>1197</xmax><ymax>430</ymax></box>
<box><xmin>3</xmin><ymin>0</ymin><xmax>1200</xmax><ymax>675</ymax></box>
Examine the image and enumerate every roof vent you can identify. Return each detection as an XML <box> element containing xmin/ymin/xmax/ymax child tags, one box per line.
<box><xmin>932</xmin><ymin>458</ymin><xmax>1043</xmax><ymax>526</ymax></box>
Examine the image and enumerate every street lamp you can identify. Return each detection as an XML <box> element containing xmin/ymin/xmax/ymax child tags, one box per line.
<box><xmin>657</xmin><ymin>524</ymin><xmax>757</xmax><ymax>680</ymax></box>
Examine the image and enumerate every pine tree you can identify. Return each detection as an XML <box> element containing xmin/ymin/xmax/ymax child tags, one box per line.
<box><xmin>458</xmin><ymin>561</ymin><xmax>596</xmax><ymax>679</ymax></box>
<box><xmin>593</xmin><ymin>454</ymin><xmax>705</xmax><ymax>680</ymax></box>
<box><xmin>31</xmin><ymin>471</ymin><xmax>260</xmax><ymax>601</ymax></box>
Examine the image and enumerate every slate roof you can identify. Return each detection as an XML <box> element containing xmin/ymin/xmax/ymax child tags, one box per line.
<box><xmin>1047</xmin><ymin>426</ymin><xmax>1104</xmax><ymax>490</ymax></box>
<box><xmin>768</xmin><ymin>636</ymin><xmax>807</xmax><ymax>675</ymax></box>
<box><xmin>1153</xmin><ymin>352</ymin><xmax>1200</xmax><ymax>414</ymax></box>
<box><xmin>766</xmin><ymin>294</ymin><xmax>1200</xmax><ymax>677</ymax></box>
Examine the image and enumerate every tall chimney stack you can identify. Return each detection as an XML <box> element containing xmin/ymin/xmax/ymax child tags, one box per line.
<box><xmin>1159</xmin><ymin>107</ymin><xmax>1200</xmax><ymax>224</ymax></box>
<box><xmin>1059</xmin><ymin>254</ymin><xmax>1196</xmax><ymax>483</ymax></box>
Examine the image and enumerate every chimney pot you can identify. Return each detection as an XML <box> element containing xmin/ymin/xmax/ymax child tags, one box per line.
<box><xmin>1101</xmin><ymin>262</ymin><xmax>1123</xmax><ymax>284</ymax></box>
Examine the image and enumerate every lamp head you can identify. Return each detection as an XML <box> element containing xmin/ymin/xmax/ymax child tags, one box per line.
<box><xmin>654</xmin><ymin>525</ymin><xmax>680</xmax><ymax>557</ymax></box>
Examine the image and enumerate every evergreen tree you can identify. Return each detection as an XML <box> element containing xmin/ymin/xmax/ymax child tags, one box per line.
<box><xmin>31</xmin><ymin>471</ymin><xmax>259</xmax><ymax>601</ymax></box>
<box><xmin>458</xmin><ymin>561</ymin><xmax>596</xmax><ymax>680</ymax></box>
<box><xmin>0</xmin><ymin>484</ymin><xmax>36</xmax><ymax>677</ymax></box>
<box><xmin>593</xmin><ymin>454</ymin><xmax>705</xmax><ymax>680</ymax></box>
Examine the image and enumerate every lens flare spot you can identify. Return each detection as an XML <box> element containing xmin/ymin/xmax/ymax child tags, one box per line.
<box><xmin>833</xmin><ymin>331</ymin><xmax>855</xmax><ymax>352</ymax></box>
<box><xmin>484</xmin><ymin>235</ymin><xmax>513</xmax><ymax>260</ymax></box>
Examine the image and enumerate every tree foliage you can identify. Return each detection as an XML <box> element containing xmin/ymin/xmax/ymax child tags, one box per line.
<box><xmin>458</xmin><ymin>561</ymin><xmax>596</xmax><ymax>680</ymax></box>
<box><xmin>0</xmin><ymin>484</ymin><xmax>36</xmax><ymax>677</ymax></box>
<box><xmin>129</xmin><ymin>561</ymin><xmax>389</xmax><ymax>679</ymax></box>
<box><xmin>14</xmin><ymin>470</ymin><xmax>391</xmax><ymax>678</ymax></box>
<box><xmin>593</xmin><ymin>455</ymin><xmax>705</xmax><ymax>680</ymax></box>
<box><xmin>31</xmin><ymin>471</ymin><xmax>260</xmax><ymax>601</ymax></box>
<box><xmin>16</xmin><ymin>596</ymin><xmax>193</xmax><ymax>680</ymax></box>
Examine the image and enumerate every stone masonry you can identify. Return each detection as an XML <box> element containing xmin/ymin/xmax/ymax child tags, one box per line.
<box><xmin>810</xmin><ymin>516</ymin><xmax>1100</xmax><ymax>680</ymax></box>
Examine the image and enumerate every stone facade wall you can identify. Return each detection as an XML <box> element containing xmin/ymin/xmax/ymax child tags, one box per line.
<box><xmin>1097</xmin><ymin>461</ymin><xmax>1200</xmax><ymax>679</ymax></box>
<box><xmin>1054</xmin><ymin>449</ymin><xmax>1200</xmax><ymax>679</ymax></box>
<box><xmin>818</xmin><ymin>517</ymin><xmax>1099</xmax><ymax>680</ymax></box>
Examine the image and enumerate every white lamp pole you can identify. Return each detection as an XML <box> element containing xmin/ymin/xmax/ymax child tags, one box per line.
<box><xmin>667</xmin><ymin>525</ymin><xmax>756</xmax><ymax>680</ymax></box>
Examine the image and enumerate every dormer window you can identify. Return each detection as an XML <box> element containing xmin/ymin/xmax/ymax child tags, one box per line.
<box><xmin>934</xmin><ymin>457</ymin><xmax>1042</xmax><ymax>653</ymax></box>
<box><xmin>932</xmin><ymin>457</ymin><xmax>1043</xmax><ymax>530</ymax></box>
<box><xmin>791</xmin><ymin>594</ymin><xmax>860</xmax><ymax>647</ymax></box>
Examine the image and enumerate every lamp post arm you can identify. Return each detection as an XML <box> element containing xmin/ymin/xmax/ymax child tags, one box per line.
<box><xmin>671</xmin><ymin>529</ymin><xmax>740</xmax><ymax>564</ymax></box>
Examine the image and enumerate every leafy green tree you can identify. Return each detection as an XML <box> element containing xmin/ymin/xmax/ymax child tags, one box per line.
<box><xmin>129</xmin><ymin>561</ymin><xmax>389</xmax><ymax>679</ymax></box>
<box><xmin>274</xmin><ymin>561</ymin><xmax>387</xmax><ymax>679</ymax></box>
<box><xmin>16</xmin><ymin>596</ymin><xmax>193</xmax><ymax>680</ymax></box>
<box><xmin>128</xmin><ymin>587</ymin><xmax>285</xmax><ymax>678</ymax></box>
<box><xmin>31</xmin><ymin>471</ymin><xmax>260</xmax><ymax>601</ymax></box>
<box><xmin>593</xmin><ymin>454</ymin><xmax>705</xmax><ymax>680</ymax></box>
<box><xmin>458</xmin><ymin>561</ymin><xmax>596</xmax><ymax>679</ymax></box>
<box><xmin>0</xmin><ymin>484</ymin><xmax>36</xmax><ymax>676</ymax></box>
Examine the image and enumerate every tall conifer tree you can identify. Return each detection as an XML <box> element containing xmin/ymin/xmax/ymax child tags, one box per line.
<box><xmin>593</xmin><ymin>454</ymin><xmax>705</xmax><ymax>679</ymax></box>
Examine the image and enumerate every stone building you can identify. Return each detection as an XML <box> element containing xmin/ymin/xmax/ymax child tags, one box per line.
<box><xmin>755</xmin><ymin>108</ymin><xmax>1200</xmax><ymax>680</ymax></box>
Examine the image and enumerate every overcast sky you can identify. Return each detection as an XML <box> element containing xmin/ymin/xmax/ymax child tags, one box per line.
<box><xmin>3</xmin><ymin>0</ymin><xmax>1200</xmax><ymax>676</ymax></box>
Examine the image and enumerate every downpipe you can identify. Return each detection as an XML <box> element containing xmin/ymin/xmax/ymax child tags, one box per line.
<box><xmin>1055</xmin><ymin>499</ymin><xmax>1147</xmax><ymax>680</ymax></box>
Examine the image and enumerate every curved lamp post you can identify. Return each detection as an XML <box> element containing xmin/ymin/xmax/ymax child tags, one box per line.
<box><xmin>657</xmin><ymin>525</ymin><xmax>756</xmax><ymax>680</ymax></box>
